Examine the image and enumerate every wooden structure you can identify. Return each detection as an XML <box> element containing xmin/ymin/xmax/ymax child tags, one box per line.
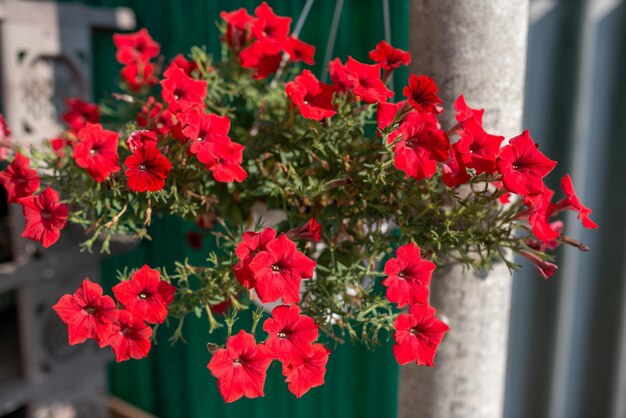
<box><xmin>0</xmin><ymin>2</ymin><xmax>134</xmax><ymax>417</ymax></box>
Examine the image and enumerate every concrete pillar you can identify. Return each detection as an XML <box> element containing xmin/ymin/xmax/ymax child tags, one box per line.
<box><xmin>400</xmin><ymin>2</ymin><xmax>529</xmax><ymax>418</ymax></box>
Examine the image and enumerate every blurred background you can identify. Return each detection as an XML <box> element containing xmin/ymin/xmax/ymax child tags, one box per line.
<box><xmin>0</xmin><ymin>0</ymin><xmax>624</xmax><ymax>417</ymax></box>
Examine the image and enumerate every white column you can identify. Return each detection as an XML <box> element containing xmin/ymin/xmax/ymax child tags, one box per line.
<box><xmin>400</xmin><ymin>2</ymin><xmax>529</xmax><ymax>417</ymax></box>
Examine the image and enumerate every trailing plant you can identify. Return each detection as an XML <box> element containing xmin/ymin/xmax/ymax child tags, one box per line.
<box><xmin>0</xmin><ymin>2</ymin><xmax>596</xmax><ymax>402</ymax></box>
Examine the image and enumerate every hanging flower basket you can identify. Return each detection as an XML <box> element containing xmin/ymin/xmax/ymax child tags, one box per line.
<box><xmin>0</xmin><ymin>2</ymin><xmax>597</xmax><ymax>403</ymax></box>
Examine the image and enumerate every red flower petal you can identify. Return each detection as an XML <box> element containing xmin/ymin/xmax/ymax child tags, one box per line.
<box><xmin>368</xmin><ymin>40</ymin><xmax>410</xmax><ymax>71</ymax></box>
<box><xmin>19</xmin><ymin>187</ymin><xmax>67</xmax><ymax>248</ymax></box>
<box><xmin>262</xmin><ymin>304</ymin><xmax>319</xmax><ymax>363</ymax></box>
<box><xmin>112</xmin><ymin>265</ymin><xmax>175</xmax><ymax>324</ymax></box>
<box><xmin>403</xmin><ymin>75</ymin><xmax>442</xmax><ymax>114</ymax></box>
<box><xmin>496</xmin><ymin>130</ymin><xmax>557</xmax><ymax>197</ymax></box>
<box><xmin>73</xmin><ymin>123</ymin><xmax>120</xmax><ymax>182</ymax></box>
<box><xmin>207</xmin><ymin>330</ymin><xmax>274</xmax><ymax>402</ymax></box>
<box><xmin>124</xmin><ymin>145</ymin><xmax>172</xmax><ymax>192</ymax></box>
<box><xmin>0</xmin><ymin>153</ymin><xmax>40</xmax><ymax>203</ymax></box>
<box><xmin>282</xmin><ymin>343</ymin><xmax>330</xmax><ymax>398</ymax></box>
<box><xmin>101</xmin><ymin>310</ymin><xmax>152</xmax><ymax>362</ymax></box>
<box><xmin>52</xmin><ymin>279</ymin><xmax>118</xmax><ymax>345</ymax></box>
<box><xmin>383</xmin><ymin>243</ymin><xmax>435</xmax><ymax>308</ymax></box>
<box><xmin>392</xmin><ymin>303</ymin><xmax>448</xmax><ymax>366</ymax></box>
<box><xmin>249</xmin><ymin>234</ymin><xmax>316</xmax><ymax>304</ymax></box>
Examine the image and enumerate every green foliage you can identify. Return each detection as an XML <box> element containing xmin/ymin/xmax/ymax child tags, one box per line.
<box><xmin>28</xmin><ymin>44</ymin><xmax>534</xmax><ymax>347</ymax></box>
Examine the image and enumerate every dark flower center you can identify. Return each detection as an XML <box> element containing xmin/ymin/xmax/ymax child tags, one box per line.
<box><xmin>41</xmin><ymin>210</ymin><xmax>52</xmax><ymax>220</ymax></box>
<box><xmin>173</xmin><ymin>88</ymin><xmax>185</xmax><ymax>100</ymax></box>
<box><xmin>89</xmin><ymin>144</ymin><xmax>102</xmax><ymax>156</ymax></box>
<box><xmin>359</xmin><ymin>78</ymin><xmax>372</xmax><ymax>89</ymax></box>
<box><xmin>277</xmin><ymin>331</ymin><xmax>287</xmax><ymax>338</ymax></box>
<box><xmin>139</xmin><ymin>292</ymin><xmax>149</xmax><ymax>300</ymax></box>
<box><xmin>412</xmin><ymin>91</ymin><xmax>425</xmax><ymax>103</ymax></box>
<box><xmin>84</xmin><ymin>306</ymin><xmax>96</xmax><ymax>315</ymax></box>
<box><xmin>138</xmin><ymin>164</ymin><xmax>146</xmax><ymax>171</ymax></box>
<box><xmin>405</xmin><ymin>137</ymin><xmax>420</xmax><ymax>149</ymax></box>
<box><xmin>271</xmin><ymin>265</ymin><xmax>281</xmax><ymax>272</ymax></box>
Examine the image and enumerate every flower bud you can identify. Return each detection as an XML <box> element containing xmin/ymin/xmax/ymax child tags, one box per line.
<box><xmin>519</xmin><ymin>249</ymin><xmax>558</xmax><ymax>280</ymax></box>
<box><xmin>324</xmin><ymin>177</ymin><xmax>353</xmax><ymax>191</ymax></box>
<box><xmin>287</xmin><ymin>218</ymin><xmax>321</xmax><ymax>243</ymax></box>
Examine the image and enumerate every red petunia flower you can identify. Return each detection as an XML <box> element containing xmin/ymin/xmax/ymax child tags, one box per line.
<box><xmin>455</xmin><ymin>119</ymin><xmax>504</xmax><ymax>175</ymax></box>
<box><xmin>377</xmin><ymin>100</ymin><xmax>408</xmax><ymax>131</ymax></box>
<box><xmin>101</xmin><ymin>310</ymin><xmax>152</xmax><ymax>362</ymax></box>
<box><xmin>252</xmin><ymin>2</ymin><xmax>291</xmax><ymax>45</ymax></box>
<box><xmin>392</xmin><ymin>303</ymin><xmax>449</xmax><ymax>366</ymax></box>
<box><xmin>62</xmin><ymin>98</ymin><xmax>99</xmax><ymax>133</ymax></box>
<box><xmin>160</xmin><ymin>67</ymin><xmax>207</xmax><ymax>112</ymax></box>
<box><xmin>113</xmin><ymin>28</ymin><xmax>160</xmax><ymax>65</ymax></box>
<box><xmin>52</xmin><ymin>279</ymin><xmax>118</xmax><ymax>345</ymax></box>
<box><xmin>554</xmin><ymin>174</ymin><xmax>598</xmax><ymax>229</ymax></box>
<box><xmin>167</xmin><ymin>54</ymin><xmax>199</xmax><ymax>77</ymax></box>
<box><xmin>220</xmin><ymin>8</ymin><xmax>255</xmax><ymax>51</ymax></box>
<box><xmin>345</xmin><ymin>57</ymin><xmax>393</xmax><ymax>104</ymax></box>
<box><xmin>441</xmin><ymin>143</ymin><xmax>471</xmax><ymax>188</ymax></box>
<box><xmin>285</xmin><ymin>36</ymin><xmax>315</xmax><ymax>65</ymax></box>
<box><xmin>526</xmin><ymin>220</ymin><xmax>564</xmax><ymax>252</ymax></box>
<box><xmin>207</xmin><ymin>330</ymin><xmax>274</xmax><ymax>403</ymax></box>
<box><xmin>454</xmin><ymin>94</ymin><xmax>484</xmax><ymax>126</ymax></box>
<box><xmin>286</xmin><ymin>218</ymin><xmax>321</xmax><ymax>243</ymax></box>
<box><xmin>525</xmin><ymin>187</ymin><xmax>561</xmax><ymax>243</ymax></box>
<box><xmin>20</xmin><ymin>187</ymin><xmax>67</xmax><ymax>248</ymax></box>
<box><xmin>196</xmin><ymin>140</ymin><xmax>248</xmax><ymax>183</ymax></box>
<box><xmin>73</xmin><ymin>123</ymin><xmax>120</xmax><ymax>182</ymax></box>
<box><xmin>124</xmin><ymin>145</ymin><xmax>172</xmax><ymax>192</ymax></box>
<box><xmin>282</xmin><ymin>343</ymin><xmax>330</xmax><ymax>398</ymax></box>
<box><xmin>285</xmin><ymin>70</ymin><xmax>336</xmax><ymax>121</ymax></box>
<box><xmin>126</xmin><ymin>130</ymin><xmax>158</xmax><ymax>152</ymax></box>
<box><xmin>383</xmin><ymin>243</ymin><xmax>435</xmax><ymax>308</ymax></box>
<box><xmin>239</xmin><ymin>39</ymin><xmax>283</xmax><ymax>79</ymax></box>
<box><xmin>392</xmin><ymin>112</ymin><xmax>450</xmax><ymax>181</ymax></box>
<box><xmin>263</xmin><ymin>304</ymin><xmax>319</xmax><ymax>362</ymax></box>
<box><xmin>112</xmin><ymin>264</ymin><xmax>176</xmax><ymax>324</ymax></box>
<box><xmin>137</xmin><ymin>97</ymin><xmax>176</xmax><ymax>136</ymax></box>
<box><xmin>329</xmin><ymin>58</ymin><xmax>352</xmax><ymax>92</ymax></box>
<box><xmin>403</xmin><ymin>74</ymin><xmax>443</xmax><ymax>114</ymax></box>
<box><xmin>368</xmin><ymin>40</ymin><xmax>411</xmax><ymax>71</ymax></box>
<box><xmin>248</xmin><ymin>234</ymin><xmax>316</xmax><ymax>304</ymax></box>
<box><xmin>179</xmin><ymin>109</ymin><xmax>231</xmax><ymax>153</ymax></box>
<box><xmin>233</xmin><ymin>228</ymin><xmax>277</xmax><ymax>288</ymax></box>
<box><xmin>519</xmin><ymin>249</ymin><xmax>558</xmax><ymax>280</ymax></box>
<box><xmin>0</xmin><ymin>153</ymin><xmax>40</xmax><ymax>203</ymax></box>
<box><xmin>120</xmin><ymin>60</ymin><xmax>158</xmax><ymax>91</ymax></box>
<box><xmin>496</xmin><ymin>130</ymin><xmax>557</xmax><ymax>197</ymax></box>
